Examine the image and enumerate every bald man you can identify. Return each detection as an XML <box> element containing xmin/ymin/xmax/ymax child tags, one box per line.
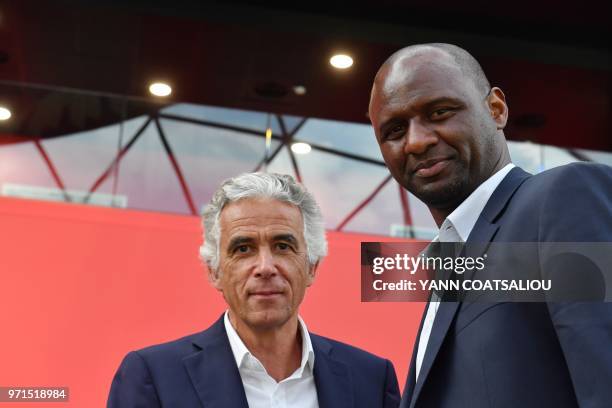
<box><xmin>369</xmin><ymin>43</ymin><xmax>612</xmax><ymax>408</ymax></box>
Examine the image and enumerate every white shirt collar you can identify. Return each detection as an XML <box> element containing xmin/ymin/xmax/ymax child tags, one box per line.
<box><xmin>223</xmin><ymin>311</ymin><xmax>315</xmax><ymax>375</ymax></box>
<box><xmin>440</xmin><ymin>163</ymin><xmax>515</xmax><ymax>242</ymax></box>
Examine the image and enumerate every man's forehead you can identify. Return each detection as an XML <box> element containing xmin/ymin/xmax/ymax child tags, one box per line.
<box><xmin>221</xmin><ymin>197</ymin><xmax>300</xmax><ymax>215</ymax></box>
<box><xmin>370</xmin><ymin>51</ymin><xmax>472</xmax><ymax>120</ymax></box>
<box><xmin>382</xmin><ymin>51</ymin><xmax>462</xmax><ymax>95</ymax></box>
<box><xmin>219</xmin><ymin>197</ymin><xmax>304</xmax><ymax>234</ymax></box>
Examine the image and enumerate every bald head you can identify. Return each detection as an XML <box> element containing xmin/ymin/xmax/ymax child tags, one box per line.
<box><xmin>371</xmin><ymin>43</ymin><xmax>490</xmax><ymax>107</ymax></box>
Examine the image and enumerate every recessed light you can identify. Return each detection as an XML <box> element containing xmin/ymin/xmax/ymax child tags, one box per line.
<box><xmin>330</xmin><ymin>54</ymin><xmax>353</xmax><ymax>69</ymax></box>
<box><xmin>293</xmin><ymin>85</ymin><xmax>307</xmax><ymax>96</ymax></box>
<box><xmin>291</xmin><ymin>142</ymin><xmax>312</xmax><ymax>154</ymax></box>
<box><xmin>0</xmin><ymin>106</ymin><xmax>11</xmax><ymax>120</ymax></box>
<box><xmin>149</xmin><ymin>82</ymin><xmax>172</xmax><ymax>97</ymax></box>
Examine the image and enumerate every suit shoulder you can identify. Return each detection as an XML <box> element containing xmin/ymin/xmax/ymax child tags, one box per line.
<box><xmin>513</xmin><ymin>162</ymin><xmax>612</xmax><ymax>241</ymax></box>
<box><xmin>133</xmin><ymin>316</ymin><xmax>224</xmax><ymax>361</ymax></box>
<box><xmin>131</xmin><ymin>329</ymin><xmax>209</xmax><ymax>364</ymax></box>
<box><xmin>310</xmin><ymin>333</ymin><xmax>391</xmax><ymax>368</ymax></box>
<box><xmin>518</xmin><ymin>162</ymin><xmax>612</xmax><ymax>202</ymax></box>
<box><xmin>138</xmin><ymin>331</ymin><xmax>202</xmax><ymax>352</ymax></box>
<box><xmin>527</xmin><ymin>162</ymin><xmax>611</xmax><ymax>184</ymax></box>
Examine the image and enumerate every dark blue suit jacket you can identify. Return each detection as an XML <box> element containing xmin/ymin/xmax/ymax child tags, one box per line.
<box><xmin>401</xmin><ymin>163</ymin><xmax>612</xmax><ymax>408</ymax></box>
<box><xmin>108</xmin><ymin>315</ymin><xmax>401</xmax><ymax>407</ymax></box>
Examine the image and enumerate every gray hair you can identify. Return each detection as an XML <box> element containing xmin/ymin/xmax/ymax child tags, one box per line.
<box><xmin>199</xmin><ymin>172</ymin><xmax>327</xmax><ymax>271</ymax></box>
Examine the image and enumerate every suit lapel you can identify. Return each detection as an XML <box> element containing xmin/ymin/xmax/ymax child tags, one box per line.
<box><xmin>400</xmin><ymin>292</ymin><xmax>431</xmax><ymax>408</ymax></box>
<box><xmin>462</xmin><ymin>222</ymin><xmax>499</xmax><ymax>282</ymax></box>
<box><xmin>463</xmin><ymin>167</ymin><xmax>531</xmax><ymax>279</ymax></box>
<box><xmin>408</xmin><ymin>167</ymin><xmax>531</xmax><ymax>408</ymax></box>
<box><xmin>475</xmin><ymin>167</ymin><xmax>531</xmax><ymax>227</ymax></box>
<box><xmin>183</xmin><ymin>315</ymin><xmax>249</xmax><ymax>408</ymax></box>
<box><xmin>409</xmin><ymin>299</ymin><xmax>460</xmax><ymax>408</ymax></box>
<box><xmin>402</xmin><ymin>241</ymin><xmax>440</xmax><ymax>406</ymax></box>
<box><xmin>311</xmin><ymin>335</ymin><xmax>353</xmax><ymax>408</ymax></box>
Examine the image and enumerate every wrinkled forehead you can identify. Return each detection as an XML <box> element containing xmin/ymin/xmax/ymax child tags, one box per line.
<box><xmin>219</xmin><ymin>197</ymin><xmax>305</xmax><ymax>236</ymax></box>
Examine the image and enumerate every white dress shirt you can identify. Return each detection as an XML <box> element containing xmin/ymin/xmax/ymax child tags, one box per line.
<box><xmin>224</xmin><ymin>311</ymin><xmax>319</xmax><ymax>408</ymax></box>
<box><xmin>415</xmin><ymin>163</ymin><xmax>515</xmax><ymax>381</ymax></box>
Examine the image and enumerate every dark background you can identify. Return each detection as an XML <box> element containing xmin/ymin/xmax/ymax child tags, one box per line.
<box><xmin>1</xmin><ymin>0</ymin><xmax>610</xmax><ymax>151</ymax></box>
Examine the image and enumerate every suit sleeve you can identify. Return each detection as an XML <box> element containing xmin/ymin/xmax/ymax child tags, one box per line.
<box><xmin>539</xmin><ymin>163</ymin><xmax>612</xmax><ymax>407</ymax></box>
<box><xmin>107</xmin><ymin>351</ymin><xmax>162</xmax><ymax>408</ymax></box>
<box><xmin>383</xmin><ymin>359</ymin><xmax>401</xmax><ymax>408</ymax></box>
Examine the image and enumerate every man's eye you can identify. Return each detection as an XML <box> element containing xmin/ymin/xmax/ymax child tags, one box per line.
<box><xmin>276</xmin><ymin>243</ymin><xmax>290</xmax><ymax>250</ymax></box>
<box><xmin>235</xmin><ymin>245</ymin><xmax>250</xmax><ymax>253</ymax></box>
<box><xmin>384</xmin><ymin>124</ymin><xmax>405</xmax><ymax>140</ymax></box>
<box><xmin>431</xmin><ymin>108</ymin><xmax>454</xmax><ymax>119</ymax></box>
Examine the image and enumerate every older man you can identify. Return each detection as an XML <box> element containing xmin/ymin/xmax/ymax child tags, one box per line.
<box><xmin>108</xmin><ymin>172</ymin><xmax>400</xmax><ymax>407</ymax></box>
<box><xmin>369</xmin><ymin>43</ymin><xmax>612</xmax><ymax>408</ymax></box>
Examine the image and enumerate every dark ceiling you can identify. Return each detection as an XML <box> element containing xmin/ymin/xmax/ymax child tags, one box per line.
<box><xmin>0</xmin><ymin>0</ymin><xmax>611</xmax><ymax>151</ymax></box>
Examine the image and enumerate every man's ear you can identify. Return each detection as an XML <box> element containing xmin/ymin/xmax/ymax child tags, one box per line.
<box><xmin>306</xmin><ymin>261</ymin><xmax>319</xmax><ymax>287</ymax></box>
<box><xmin>487</xmin><ymin>87</ymin><xmax>508</xmax><ymax>129</ymax></box>
<box><xmin>207</xmin><ymin>264</ymin><xmax>223</xmax><ymax>291</ymax></box>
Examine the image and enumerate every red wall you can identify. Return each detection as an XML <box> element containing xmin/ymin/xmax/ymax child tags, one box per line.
<box><xmin>0</xmin><ymin>197</ymin><xmax>423</xmax><ymax>407</ymax></box>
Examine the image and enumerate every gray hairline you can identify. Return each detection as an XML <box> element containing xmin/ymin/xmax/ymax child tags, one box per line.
<box><xmin>199</xmin><ymin>173</ymin><xmax>328</xmax><ymax>273</ymax></box>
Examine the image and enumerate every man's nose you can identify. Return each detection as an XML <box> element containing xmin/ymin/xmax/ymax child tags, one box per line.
<box><xmin>403</xmin><ymin>119</ymin><xmax>437</xmax><ymax>155</ymax></box>
<box><xmin>253</xmin><ymin>247</ymin><xmax>278</xmax><ymax>278</ymax></box>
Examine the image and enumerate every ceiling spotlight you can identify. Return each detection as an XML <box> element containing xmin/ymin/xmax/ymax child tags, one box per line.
<box><xmin>293</xmin><ymin>85</ymin><xmax>307</xmax><ymax>96</ymax></box>
<box><xmin>149</xmin><ymin>82</ymin><xmax>172</xmax><ymax>97</ymax></box>
<box><xmin>291</xmin><ymin>142</ymin><xmax>312</xmax><ymax>155</ymax></box>
<box><xmin>0</xmin><ymin>106</ymin><xmax>11</xmax><ymax>121</ymax></box>
<box><xmin>330</xmin><ymin>54</ymin><xmax>353</xmax><ymax>69</ymax></box>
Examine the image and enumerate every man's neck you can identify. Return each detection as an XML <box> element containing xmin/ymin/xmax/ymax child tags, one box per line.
<box><xmin>430</xmin><ymin>208</ymin><xmax>452</xmax><ymax>227</ymax></box>
<box><xmin>229</xmin><ymin>312</ymin><xmax>302</xmax><ymax>382</ymax></box>
<box><xmin>430</xmin><ymin>155</ymin><xmax>512</xmax><ymax>227</ymax></box>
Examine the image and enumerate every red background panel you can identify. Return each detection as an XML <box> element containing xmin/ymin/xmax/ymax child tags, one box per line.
<box><xmin>0</xmin><ymin>197</ymin><xmax>423</xmax><ymax>407</ymax></box>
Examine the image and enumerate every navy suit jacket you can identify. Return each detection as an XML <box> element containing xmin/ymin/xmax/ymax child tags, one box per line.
<box><xmin>108</xmin><ymin>315</ymin><xmax>401</xmax><ymax>407</ymax></box>
<box><xmin>401</xmin><ymin>163</ymin><xmax>612</xmax><ymax>408</ymax></box>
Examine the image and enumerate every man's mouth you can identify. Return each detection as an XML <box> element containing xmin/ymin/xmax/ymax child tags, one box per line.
<box><xmin>249</xmin><ymin>290</ymin><xmax>284</xmax><ymax>298</ymax></box>
<box><xmin>413</xmin><ymin>157</ymin><xmax>451</xmax><ymax>178</ymax></box>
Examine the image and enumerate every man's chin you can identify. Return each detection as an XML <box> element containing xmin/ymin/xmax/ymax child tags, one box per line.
<box><xmin>410</xmin><ymin>177</ymin><xmax>467</xmax><ymax>209</ymax></box>
<box><xmin>244</xmin><ymin>308</ymin><xmax>293</xmax><ymax>331</ymax></box>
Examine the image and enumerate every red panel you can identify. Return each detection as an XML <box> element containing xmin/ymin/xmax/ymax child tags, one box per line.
<box><xmin>0</xmin><ymin>197</ymin><xmax>422</xmax><ymax>406</ymax></box>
